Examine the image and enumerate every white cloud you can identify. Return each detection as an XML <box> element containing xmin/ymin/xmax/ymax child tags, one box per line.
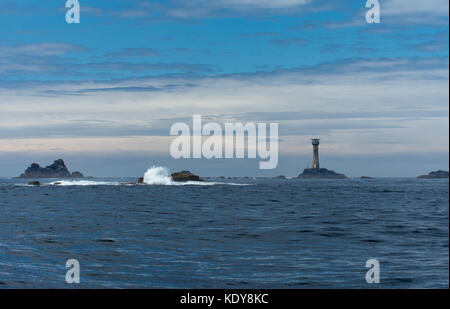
<box><xmin>0</xmin><ymin>43</ymin><xmax>86</xmax><ymax>56</ymax></box>
<box><xmin>208</xmin><ymin>0</ymin><xmax>310</xmax><ymax>9</ymax></box>
<box><xmin>165</xmin><ymin>0</ymin><xmax>311</xmax><ymax>17</ymax></box>
<box><xmin>0</xmin><ymin>58</ymin><xmax>448</xmax><ymax>157</ymax></box>
<box><xmin>383</xmin><ymin>0</ymin><xmax>449</xmax><ymax>16</ymax></box>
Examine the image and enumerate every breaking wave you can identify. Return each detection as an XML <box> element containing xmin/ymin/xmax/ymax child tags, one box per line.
<box><xmin>143</xmin><ymin>166</ymin><xmax>174</xmax><ymax>185</ymax></box>
<box><xmin>142</xmin><ymin>166</ymin><xmax>250</xmax><ymax>186</ymax></box>
<box><xmin>47</xmin><ymin>180</ymin><xmax>120</xmax><ymax>186</ymax></box>
<box><xmin>15</xmin><ymin>166</ymin><xmax>251</xmax><ymax>186</ymax></box>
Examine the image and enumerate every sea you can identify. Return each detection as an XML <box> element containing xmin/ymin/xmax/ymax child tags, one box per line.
<box><xmin>0</xmin><ymin>166</ymin><xmax>448</xmax><ymax>288</ymax></box>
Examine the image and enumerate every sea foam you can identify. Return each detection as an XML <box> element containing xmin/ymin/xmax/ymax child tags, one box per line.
<box><xmin>143</xmin><ymin>166</ymin><xmax>174</xmax><ymax>185</ymax></box>
<box><xmin>142</xmin><ymin>166</ymin><xmax>250</xmax><ymax>186</ymax></box>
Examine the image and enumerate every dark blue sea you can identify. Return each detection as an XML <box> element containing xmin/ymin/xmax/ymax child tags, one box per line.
<box><xmin>0</xmin><ymin>172</ymin><xmax>448</xmax><ymax>288</ymax></box>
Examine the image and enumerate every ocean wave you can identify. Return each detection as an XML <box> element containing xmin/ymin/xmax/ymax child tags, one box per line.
<box><xmin>13</xmin><ymin>166</ymin><xmax>251</xmax><ymax>186</ymax></box>
<box><xmin>143</xmin><ymin>166</ymin><xmax>250</xmax><ymax>186</ymax></box>
<box><xmin>47</xmin><ymin>180</ymin><xmax>120</xmax><ymax>186</ymax></box>
<box><xmin>143</xmin><ymin>166</ymin><xmax>174</xmax><ymax>185</ymax></box>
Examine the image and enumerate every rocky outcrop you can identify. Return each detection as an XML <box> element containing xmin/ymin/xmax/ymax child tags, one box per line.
<box><xmin>18</xmin><ymin>159</ymin><xmax>85</xmax><ymax>179</ymax></box>
<box><xmin>28</xmin><ymin>181</ymin><xmax>41</xmax><ymax>186</ymax></box>
<box><xmin>417</xmin><ymin>170</ymin><xmax>449</xmax><ymax>179</ymax></box>
<box><xmin>274</xmin><ymin>175</ymin><xmax>287</xmax><ymax>179</ymax></box>
<box><xmin>136</xmin><ymin>171</ymin><xmax>203</xmax><ymax>183</ymax></box>
<box><xmin>297</xmin><ymin>168</ymin><xmax>347</xmax><ymax>179</ymax></box>
<box><xmin>70</xmin><ymin>171</ymin><xmax>84</xmax><ymax>178</ymax></box>
<box><xmin>171</xmin><ymin>171</ymin><xmax>203</xmax><ymax>182</ymax></box>
<box><xmin>360</xmin><ymin>176</ymin><xmax>374</xmax><ymax>179</ymax></box>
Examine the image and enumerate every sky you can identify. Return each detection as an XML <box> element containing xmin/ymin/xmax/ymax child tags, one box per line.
<box><xmin>0</xmin><ymin>0</ymin><xmax>448</xmax><ymax>177</ymax></box>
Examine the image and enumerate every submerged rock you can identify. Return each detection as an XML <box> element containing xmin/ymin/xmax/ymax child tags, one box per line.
<box><xmin>274</xmin><ymin>175</ymin><xmax>287</xmax><ymax>179</ymax></box>
<box><xmin>18</xmin><ymin>159</ymin><xmax>85</xmax><ymax>179</ymax></box>
<box><xmin>297</xmin><ymin>168</ymin><xmax>347</xmax><ymax>179</ymax></box>
<box><xmin>417</xmin><ymin>170</ymin><xmax>449</xmax><ymax>179</ymax></box>
<box><xmin>360</xmin><ymin>176</ymin><xmax>374</xmax><ymax>179</ymax></box>
<box><xmin>171</xmin><ymin>171</ymin><xmax>203</xmax><ymax>182</ymax></box>
<box><xmin>28</xmin><ymin>181</ymin><xmax>41</xmax><ymax>186</ymax></box>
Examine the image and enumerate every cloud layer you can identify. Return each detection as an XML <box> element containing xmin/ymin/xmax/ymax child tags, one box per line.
<box><xmin>1</xmin><ymin>57</ymin><xmax>448</xmax><ymax>160</ymax></box>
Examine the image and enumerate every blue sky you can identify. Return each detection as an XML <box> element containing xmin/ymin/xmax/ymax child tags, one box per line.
<box><xmin>0</xmin><ymin>0</ymin><xmax>448</xmax><ymax>177</ymax></box>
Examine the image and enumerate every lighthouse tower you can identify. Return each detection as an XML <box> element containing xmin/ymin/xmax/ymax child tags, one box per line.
<box><xmin>311</xmin><ymin>139</ymin><xmax>320</xmax><ymax>169</ymax></box>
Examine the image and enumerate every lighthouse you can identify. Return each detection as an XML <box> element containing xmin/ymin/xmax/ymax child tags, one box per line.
<box><xmin>297</xmin><ymin>138</ymin><xmax>346</xmax><ymax>178</ymax></box>
<box><xmin>311</xmin><ymin>138</ymin><xmax>320</xmax><ymax>169</ymax></box>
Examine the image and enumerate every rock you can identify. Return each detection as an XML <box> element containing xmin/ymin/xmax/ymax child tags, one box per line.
<box><xmin>417</xmin><ymin>170</ymin><xmax>449</xmax><ymax>179</ymax></box>
<box><xmin>360</xmin><ymin>176</ymin><xmax>374</xmax><ymax>179</ymax></box>
<box><xmin>274</xmin><ymin>175</ymin><xmax>287</xmax><ymax>179</ymax></box>
<box><xmin>71</xmin><ymin>171</ymin><xmax>84</xmax><ymax>178</ymax></box>
<box><xmin>171</xmin><ymin>171</ymin><xmax>203</xmax><ymax>182</ymax></box>
<box><xmin>28</xmin><ymin>181</ymin><xmax>41</xmax><ymax>186</ymax></box>
<box><xmin>297</xmin><ymin>168</ymin><xmax>347</xmax><ymax>179</ymax></box>
<box><xmin>137</xmin><ymin>177</ymin><xmax>144</xmax><ymax>184</ymax></box>
<box><xmin>18</xmin><ymin>159</ymin><xmax>85</xmax><ymax>179</ymax></box>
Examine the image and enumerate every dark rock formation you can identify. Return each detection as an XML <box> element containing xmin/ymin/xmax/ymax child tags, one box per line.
<box><xmin>171</xmin><ymin>171</ymin><xmax>203</xmax><ymax>182</ymax></box>
<box><xmin>274</xmin><ymin>175</ymin><xmax>287</xmax><ymax>179</ymax></box>
<box><xmin>136</xmin><ymin>171</ymin><xmax>203</xmax><ymax>184</ymax></box>
<box><xmin>28</xmin><ymin>181</ymin><xmax>41</xmax><ymax>186</ymax></box>
<box><xmin>18</xmin><ymin>159</ymin><xmax>84</xmax><ymax>179</ymax></box>
<box><xmin>71</xmin><ymin>171</ymin><xmax>84</xmax><ymax>178</ymax></box>
<box><xmin>297</xmin><ymin>168</ymin><xmax>347</xmax><ymax>179</ymax></box>
<box><xmin>360</xmin><ymin>176</ymin><xmax>374</xmax><ymax>179</ymax></box>
<box><xmin>417</xmin><ymin>170</ymin><xmax>449</xmax><ymax>179</ymax></box>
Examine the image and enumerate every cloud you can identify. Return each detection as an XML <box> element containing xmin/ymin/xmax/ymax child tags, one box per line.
<box><xmin>215</xmin><ymin>0</ymin><xmax>310</xmax><ymax>10</ymax></box>
<box><xmin>0</xmin><ymin>43</ymin><xmax>215</xmax><ymax>79</ymax></box>
<box><xmin>380</xmin><ymin>0</ymin><xmax>449</xmax><ymax>25</ymax></box>
<box><xmin>164</xmin><ymin>0</ymin><xmax>311</xmax><ymax>18</ymax></box>
<box><xmin>0</xmin><ymin>43</ymin><xmax>88</xmax><ymax>77</ymax></box>
<box><xmin>408</xmin><ymin>41</ymin><xmax>448</xmax><ymax>52</ymax></box>
<box><xmin>3</xmin><ymin>108</ymin><xmax>447</xmax><ymax>140</ymax></box>
<box><xmin>41</xmin><ymin>83</ymin><xmax>198</xmax><ymax>96</ymax></box>
<box><xmin>0</xmin><ymin>57</ymin><xmax>448</xmax><ymax>161</ymax></box>
<box><xmin>0</xmin><ymin>43</ymin><xmax>86</xmax><ymax>56</ymax></box>
<box><xmin>82</xmin><ymin>62</ymin><xmax>216</xmax><ymax>73</ymax></box>
<box><xmin>329</xmin><ymin>0</ymin><xmax>449</xmax><ymax>28</ymax></box>
<box><xmin>105</xmin><ymin>48</ymin><xmax>160</xmax><ymax>59</ymax></box>
<box><xmin>383</xmin><ymin>0</ymin><xmax>449</xmax><ymax>17</ymax></box>
<box><xmin>81</xmin><ymin>0</ymin><xmax>312</xmax><ymax>19</ymax></box>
